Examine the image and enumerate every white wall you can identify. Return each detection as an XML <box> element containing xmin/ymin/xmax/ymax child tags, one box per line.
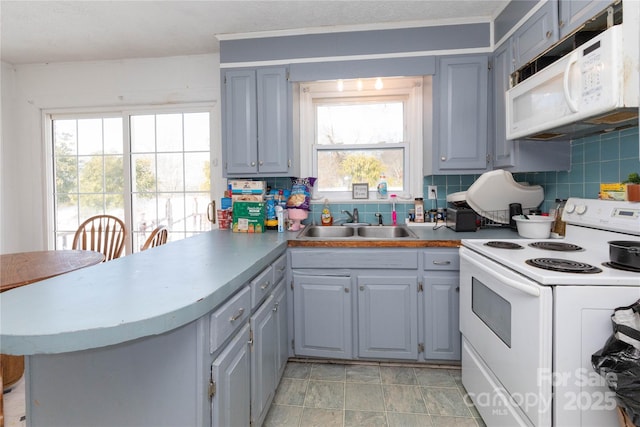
<box><xmin>0</xmin><ymin>54</ymin><xmax>222</xmax><ymax>253</ymax></box>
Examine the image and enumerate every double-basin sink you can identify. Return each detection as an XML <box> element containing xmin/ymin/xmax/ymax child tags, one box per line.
<box><xmin>296</xmin><ymin>223</ymin><xmax>418</xmax><ymax>240</ymax></box>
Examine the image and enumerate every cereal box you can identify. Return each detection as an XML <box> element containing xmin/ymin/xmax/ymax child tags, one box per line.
<box><xmin>232</xmin><ymin>201</ymin><xmax>265</xmax><ymax>233</ymax></box>
<box><xmin>600</xmin><ymin>183</ymin><xmax>626</xmax><ymax>201</ymax></box>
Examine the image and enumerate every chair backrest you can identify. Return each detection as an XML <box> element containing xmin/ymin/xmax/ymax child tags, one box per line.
<box><xmin>141</xmin><ymin>226</ymin><xmax>168</xmax><ymax>251</ymax></box>
<box><xmin>72</xmin><ymin>215</ymin><xmax>127</xmax><ymax>261</ymax></box>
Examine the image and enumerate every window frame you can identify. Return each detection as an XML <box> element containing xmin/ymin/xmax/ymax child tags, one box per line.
<box><xmin>298</xmin><ymin>77</ymin><xmax>423</xmax><ymax>202</ymax></box>
<box><xmin>44</xmin><ymin>103</ymin><xmax>215</xmax><ymax>253</ymax></box>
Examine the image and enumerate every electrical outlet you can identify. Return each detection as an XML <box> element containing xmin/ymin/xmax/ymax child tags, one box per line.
<box><xmin>428</xmin><ymin>185</ymin><xmax>437</xmax><ymax>200</ymax></box>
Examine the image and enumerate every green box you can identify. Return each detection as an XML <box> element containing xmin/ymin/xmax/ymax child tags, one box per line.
<box><xmin>232</xmin><ymin>201</ymin><xmax>265</xmax><ymax>233</ymax></box>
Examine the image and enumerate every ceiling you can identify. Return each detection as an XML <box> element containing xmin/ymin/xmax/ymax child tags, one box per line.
<box><xmin>1</xmin><ymin>0</ymin><xmax>509</xmax><ymax>65</ymax></box>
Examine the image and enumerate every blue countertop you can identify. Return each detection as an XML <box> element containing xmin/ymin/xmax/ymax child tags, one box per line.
<box><xmin>0</xmin><ymin>231</ymin><xmax>288</xmax><ymax>355</ymax></box>
<box><xmin>0</xmin><ymin>226</ymin><xmax>517</xmax><ymax>355</ymax></box>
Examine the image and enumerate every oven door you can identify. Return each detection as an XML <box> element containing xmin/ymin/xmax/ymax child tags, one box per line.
<box><xmin>460</xmin><ymin>247</ymin><xmax>553</xmax><ymax>427</ymax></box>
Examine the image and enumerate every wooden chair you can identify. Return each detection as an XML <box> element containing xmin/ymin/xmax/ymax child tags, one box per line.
<box><xmin>72</xmin><ymin>215</ymin><xmax>127</xmax><ymax>261</ymax></box>
<box><xmin>141</xmin><ymin>226</ymin><xmax>168</xmax><ymax>251</ymax></box>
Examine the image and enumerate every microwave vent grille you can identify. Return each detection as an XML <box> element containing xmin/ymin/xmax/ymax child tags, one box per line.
<box><xmin>585</xmin><ymin>110</ymin><xmax>639</xmax><ymax>125</ymax></box>
<box><xmin>528</xmin><ymin>132</ymin><xmax>566</xmax><ymax>141</ymax></box>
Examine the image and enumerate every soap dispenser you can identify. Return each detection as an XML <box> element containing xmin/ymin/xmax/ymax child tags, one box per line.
<box><xmin>390</xmin><ymin>194</ymin><xmax>397</xmax><ymax>225</ymax></box>
<box><xmin>321</xmin><ymin>199</ymin><xmax>333</xmax><ymax>226</ymax></box>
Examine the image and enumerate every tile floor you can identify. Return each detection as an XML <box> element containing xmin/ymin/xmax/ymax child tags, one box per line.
<box><xmin>3</xmin><ymin>360</ymin><xmax>486</xmax><ymax>427</ymax></box>
<box><xmin>264</xmin><ymin>361</ymin><xmax>486</xmax><ymax>427</ymax></box>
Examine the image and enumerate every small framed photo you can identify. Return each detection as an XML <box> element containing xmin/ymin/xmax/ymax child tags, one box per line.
<box><xmin>352</xmin><ymin>183</ymin><xmax>369</xmax><ymax>199</ymax></box>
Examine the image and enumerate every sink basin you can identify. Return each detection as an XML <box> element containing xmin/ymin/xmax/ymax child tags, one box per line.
<box><xmin>296</xmin><ymin>225</ymin><xmax>417</xmax><ymax>240</ymax></box>
<box><xmin>356</xmin><ymin>226</ymin><xmax>417</xmax><ymax>239</ymax></box>
<box><xmin>298</xmin><ymin>226</ymin><xmax>355</xmax><ymax>238</ymax></box>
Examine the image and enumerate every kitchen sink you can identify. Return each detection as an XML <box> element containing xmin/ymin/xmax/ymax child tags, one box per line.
<box><xmin>356</xmin><ymin>226</ymin><xmax>417</xmax><ymax>238</ymax></box>
<box><xmin>296</xmin><ymin>225</ymin><xmax>417</xmax><ymax>240</ymax></box>
<box><xmin>299</xmin><ymin>226</ymin><xmax>355</xmax><ymax>238</ymax></box>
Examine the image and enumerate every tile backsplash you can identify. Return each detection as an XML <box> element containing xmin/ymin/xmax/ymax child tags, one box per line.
<box><xmin>261</xmin><ymin>126</ymin><xmax>638</xmax><ymax>224</ymax></box>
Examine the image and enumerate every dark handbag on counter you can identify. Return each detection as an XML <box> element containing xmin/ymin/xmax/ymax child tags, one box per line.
<box><xmin>592</xmin><ymin>299</ymin><xmax>640</xmax><ymax>426</ymax></box>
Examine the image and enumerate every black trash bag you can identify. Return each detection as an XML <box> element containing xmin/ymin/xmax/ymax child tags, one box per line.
<box><xmin>592</xmin><ymin>299</ymin><xmax>640</xmax><ymax>426</ymax></box>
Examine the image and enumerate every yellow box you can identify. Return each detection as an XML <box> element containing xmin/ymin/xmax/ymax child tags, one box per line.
<box><xmin>600</xmin><ymin>183</ymin><xmax>626</xmax><ymax>201</ymax></box>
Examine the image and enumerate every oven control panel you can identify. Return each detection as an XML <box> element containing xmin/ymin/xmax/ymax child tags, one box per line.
<box><xmin>563</xmin><ymin>198</ymin><xmax>640</xmax><ymax>235</ymax></box>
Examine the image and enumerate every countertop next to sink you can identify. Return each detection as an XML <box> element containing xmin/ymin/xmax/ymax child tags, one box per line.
<box><xmin>0</xmin><ymin>226</ymin><xmax>517</xmax><ymax>355</ymax></box>
<box><xmin>288</xmin><ymin>224</ymin><xmax>519</xmax><ymax>247</ymax></box>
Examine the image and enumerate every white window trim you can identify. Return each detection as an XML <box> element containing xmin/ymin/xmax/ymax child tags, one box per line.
<box><xmin>44</xmin><ymin>103</ymin><xmax>216</xmax><ymax>251</ymax></box>
<box><xmin>298</xmin><ymin>77</ymin><xmax>423</xmax><ymax>202</ymax></box>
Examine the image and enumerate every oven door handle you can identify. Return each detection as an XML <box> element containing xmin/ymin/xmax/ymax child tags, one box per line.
<box><xmin>464</xmin><ymin>253</ymin><xmax>541</xmax><ymax>297</ymax></box>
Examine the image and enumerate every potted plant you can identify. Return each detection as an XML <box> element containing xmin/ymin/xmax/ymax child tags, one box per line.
<box><xmin>623</xmin><ymin>173</ymin><xmax>640</xmax><ymax>202</ymax></box>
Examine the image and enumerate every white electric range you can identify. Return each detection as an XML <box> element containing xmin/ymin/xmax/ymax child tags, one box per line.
<box><xmin>459</xmin><ymin>197</ymin><xmax>640</xmax><ymax>427</ymax></box>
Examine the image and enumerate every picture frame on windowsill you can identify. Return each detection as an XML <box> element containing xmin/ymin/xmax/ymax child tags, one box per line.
<box><xmin>352</xmin><ymin>183</ymin><xmax>369</xmax><ymax>200</ymax></box>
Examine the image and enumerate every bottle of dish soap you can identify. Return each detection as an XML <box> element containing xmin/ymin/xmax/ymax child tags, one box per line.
<box><xmin>377</xmin><ymin>174</ymin><xmax>388</xmax><ymax>199</ymax></box>
<box><xmin>320</xmin><ymin>199</ymin><xmax>333</xmax><ymax>226</ymax></box>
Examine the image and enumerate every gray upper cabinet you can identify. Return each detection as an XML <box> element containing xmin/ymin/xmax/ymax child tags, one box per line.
<box><xmin>512</xmin><ymin>1</ymin><xmax>559</xmax><ymax>70</ymax></box>
<box><xmin>223</xmin><ymin>67</ymin><xmax>292</xmax><ymax>177</ymax></box>
<box><xmin>432</xmin><ymin>55</ymin><xmax>490</xmax><ymax>174</ymax></box>
<box><xmin>492</xmin><ymin>41</ymin><xmax>516</xmax><ymax>169</ymax></box>
<box><xmin>559</xmin><ymin>0</ymin><xmax>615</xmax><ymax>38</ymax></box>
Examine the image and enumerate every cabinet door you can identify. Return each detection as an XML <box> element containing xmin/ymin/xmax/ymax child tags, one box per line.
<box><xmin>493</xmin><ymin>41</ymin><xmax>516</xmax><ymax>169</ymax></box>
<box><xmin>293</xmin><ymin>274</ymin><xmax>352</xmax><ymax>359</ymax></box>
<box><xmin>423</xmin><ymin>272</ymin><xmax>461</xmax><ymax>361</ymax></box>
<box><xmin>513</xmin><ymin>1</ymin><xmax>559</xmax><ymax>69</ymax></box>
<box><xmin>250</xmin><ymin>295</ymin><xmax>277</xmax><ymax>427</ymax></box>
<box><xmin>224</xmin><ymin>70</ymin><xmax>258</xmax><ymax>175</ymax></box>
<box><xmin>273</xmin><ymin>280</ymin><xmax>288</xmax><ymax>380</ymax></box>
<box><xmin>211</xmin><ymin>323</ymin><xmax>251</xmax><ymax>427</ymax></box>
<box><xmin>256</xmin><ymin>68</ymin><xmax>290</xmax><ymax>174</ymax></box>
<box><xmin>435</xmin><ymin>55</ymin><xmax>489</xmax><ymax>172</ymax></box>
<box><xmin>357</xmin><ymin>275</ymin><xmax>418</xmax><ymax>360</ymax></box>
<box><xmin>559</xmin><ymin>0</ymin><xmax>613</xmax><ymax>39</ymax></box>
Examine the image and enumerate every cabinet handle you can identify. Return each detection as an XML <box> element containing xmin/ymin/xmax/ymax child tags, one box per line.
<box><xmin>546</xmin><ymin>30</ymin><xmax>552</xmax><ymax>39</ymax></box>
<box><xmin>229</xmin><ymin>308</ymin><xmax>245</xmax><ymax>322</ymax></box>
<box><xmin>441</xmin><ymin>156</ymin><xmax>446</xmax><ymax>161</ymax></box>
<box><xmin>260</xmin><ymin>281</ymin><xmax>271</xmax><ymax>290</ymax></box>
<box><xmin>273</xmin><ymin>302</ymin><xmax>279</xmax><ymax>312</ymax></box>
<box><xmin>344</xmin><ymin>288</ymin><xmax>350</xmax><ymax>293</ymax></box>
<box><xmin>259</xmin><ymin>160</ymin><xmax>264</xmax><ymax>166</ymax></box>
<box><xmin>432</xmin><ymin>260</ymin><xmax>451</xmax><ymax>265</ymax></box>
<box><xmin>277</xmin><ymin>266</ymin><xmax>286</xmax><ymax>272</ymax></box>
<box><xmin>251</xmin><ymin>161</ymin><xmax>256</xmax><ymax>166</ymax></box>
<box><xmin>359</xmin><ymin>285</ymin><xmax>365</xmax><ymax>291</ymax></box>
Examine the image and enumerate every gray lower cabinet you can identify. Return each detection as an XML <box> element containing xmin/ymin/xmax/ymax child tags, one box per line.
<box><xmin>293</xmin><ymin>273</ymin><xmax>353</xmax><ymax>359</ymax></box>
<box><xmin>273</xmin><ymin>281</ymin><xmax>288</xmax><ymax>379</ymax></box>
<box><xmin>251</xmin><ymin>291</ymin><xmax>278</xmax><ymax>427</ymax></box>
<box><xmin>211</xmin><ymin>323</ymin><xmax>251</xmax><ymax>427</ymax></box>
<box><xmin>357</xmin><ymin>274</ymin><xmax>418</xmax><ymax>360</ymax></box>
<box><xmin>422</xmin><ymin>249</ymin><xmax>461</xmax><ymax>361</ymax></box>
<box><xmin>290</xmin><ymin>248</ymin><xmax>459</xmax><ymax>363</ymax></box>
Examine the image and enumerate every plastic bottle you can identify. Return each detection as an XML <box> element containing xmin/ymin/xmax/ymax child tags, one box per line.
<box><xmin>320</xmin><ymin>199</ymin><xmax>333</xmax><ymax>226</ymax></box>
<box><xmin>377</xmin><ymin>174</ymin><xmax>388</xmax><ymax>199</ymax></box>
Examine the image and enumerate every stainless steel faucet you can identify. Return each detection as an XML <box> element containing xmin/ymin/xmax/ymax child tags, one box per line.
<box><xmin>341</xmin><ymin>208</ymin><xmax>359</xmax><ymax>223</ymax></box>
<box><xmin>374</xmin><ymin>212</ymin><xmax>383</xmax><ymax>225</ymax></box>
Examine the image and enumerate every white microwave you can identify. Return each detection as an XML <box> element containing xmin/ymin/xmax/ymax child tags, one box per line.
<box><xmin>506</xmin><ymin>25</ymin><xmax>638</xmax><ymax>140</ymax></box>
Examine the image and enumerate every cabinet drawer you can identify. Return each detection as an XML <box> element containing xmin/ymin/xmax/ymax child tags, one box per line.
<box><xmin>251</xmin><ymin>265</ymin><xmax>274</xmax><ymax>309</ymax></box>
<box><xmin>210</xmin><ymin>286</ymin><xmax>251</xmax><ymax>353</ymax></box>
<box><xmin>272</xmin><ymin>254</ymin><xmax>287</xmax><ymax>285</ymax></box>
<box><xmin>423</xmin><ymin>250</ymin><xmax>460</xmax><ymax>270</ymax></box>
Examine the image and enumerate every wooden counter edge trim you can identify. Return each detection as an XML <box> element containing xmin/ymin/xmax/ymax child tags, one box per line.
<box><xmin>287</xmin><ymin>240</ymin><xmax>461</xmax><ymax>248</ymax></box>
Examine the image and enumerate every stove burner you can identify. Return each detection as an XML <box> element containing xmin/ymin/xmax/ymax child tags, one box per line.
<box><xmin>526</xmin><ymin>258</ymin><xmax>602</xmax><ymax>274</ymax></box>
<box><xmin>485</xmin><ymin>241</ymin><xmax>524</xmax><ymax>249</ymax></box>
<box><xmin>603</xmin><ymin>262</ymin><xmax>640</xmax><ymax>273</ymax></box>
<box><xmin>529</xmin><ymin>242</ymin><xmax>583</xmax><ymax>251</ymax></box>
